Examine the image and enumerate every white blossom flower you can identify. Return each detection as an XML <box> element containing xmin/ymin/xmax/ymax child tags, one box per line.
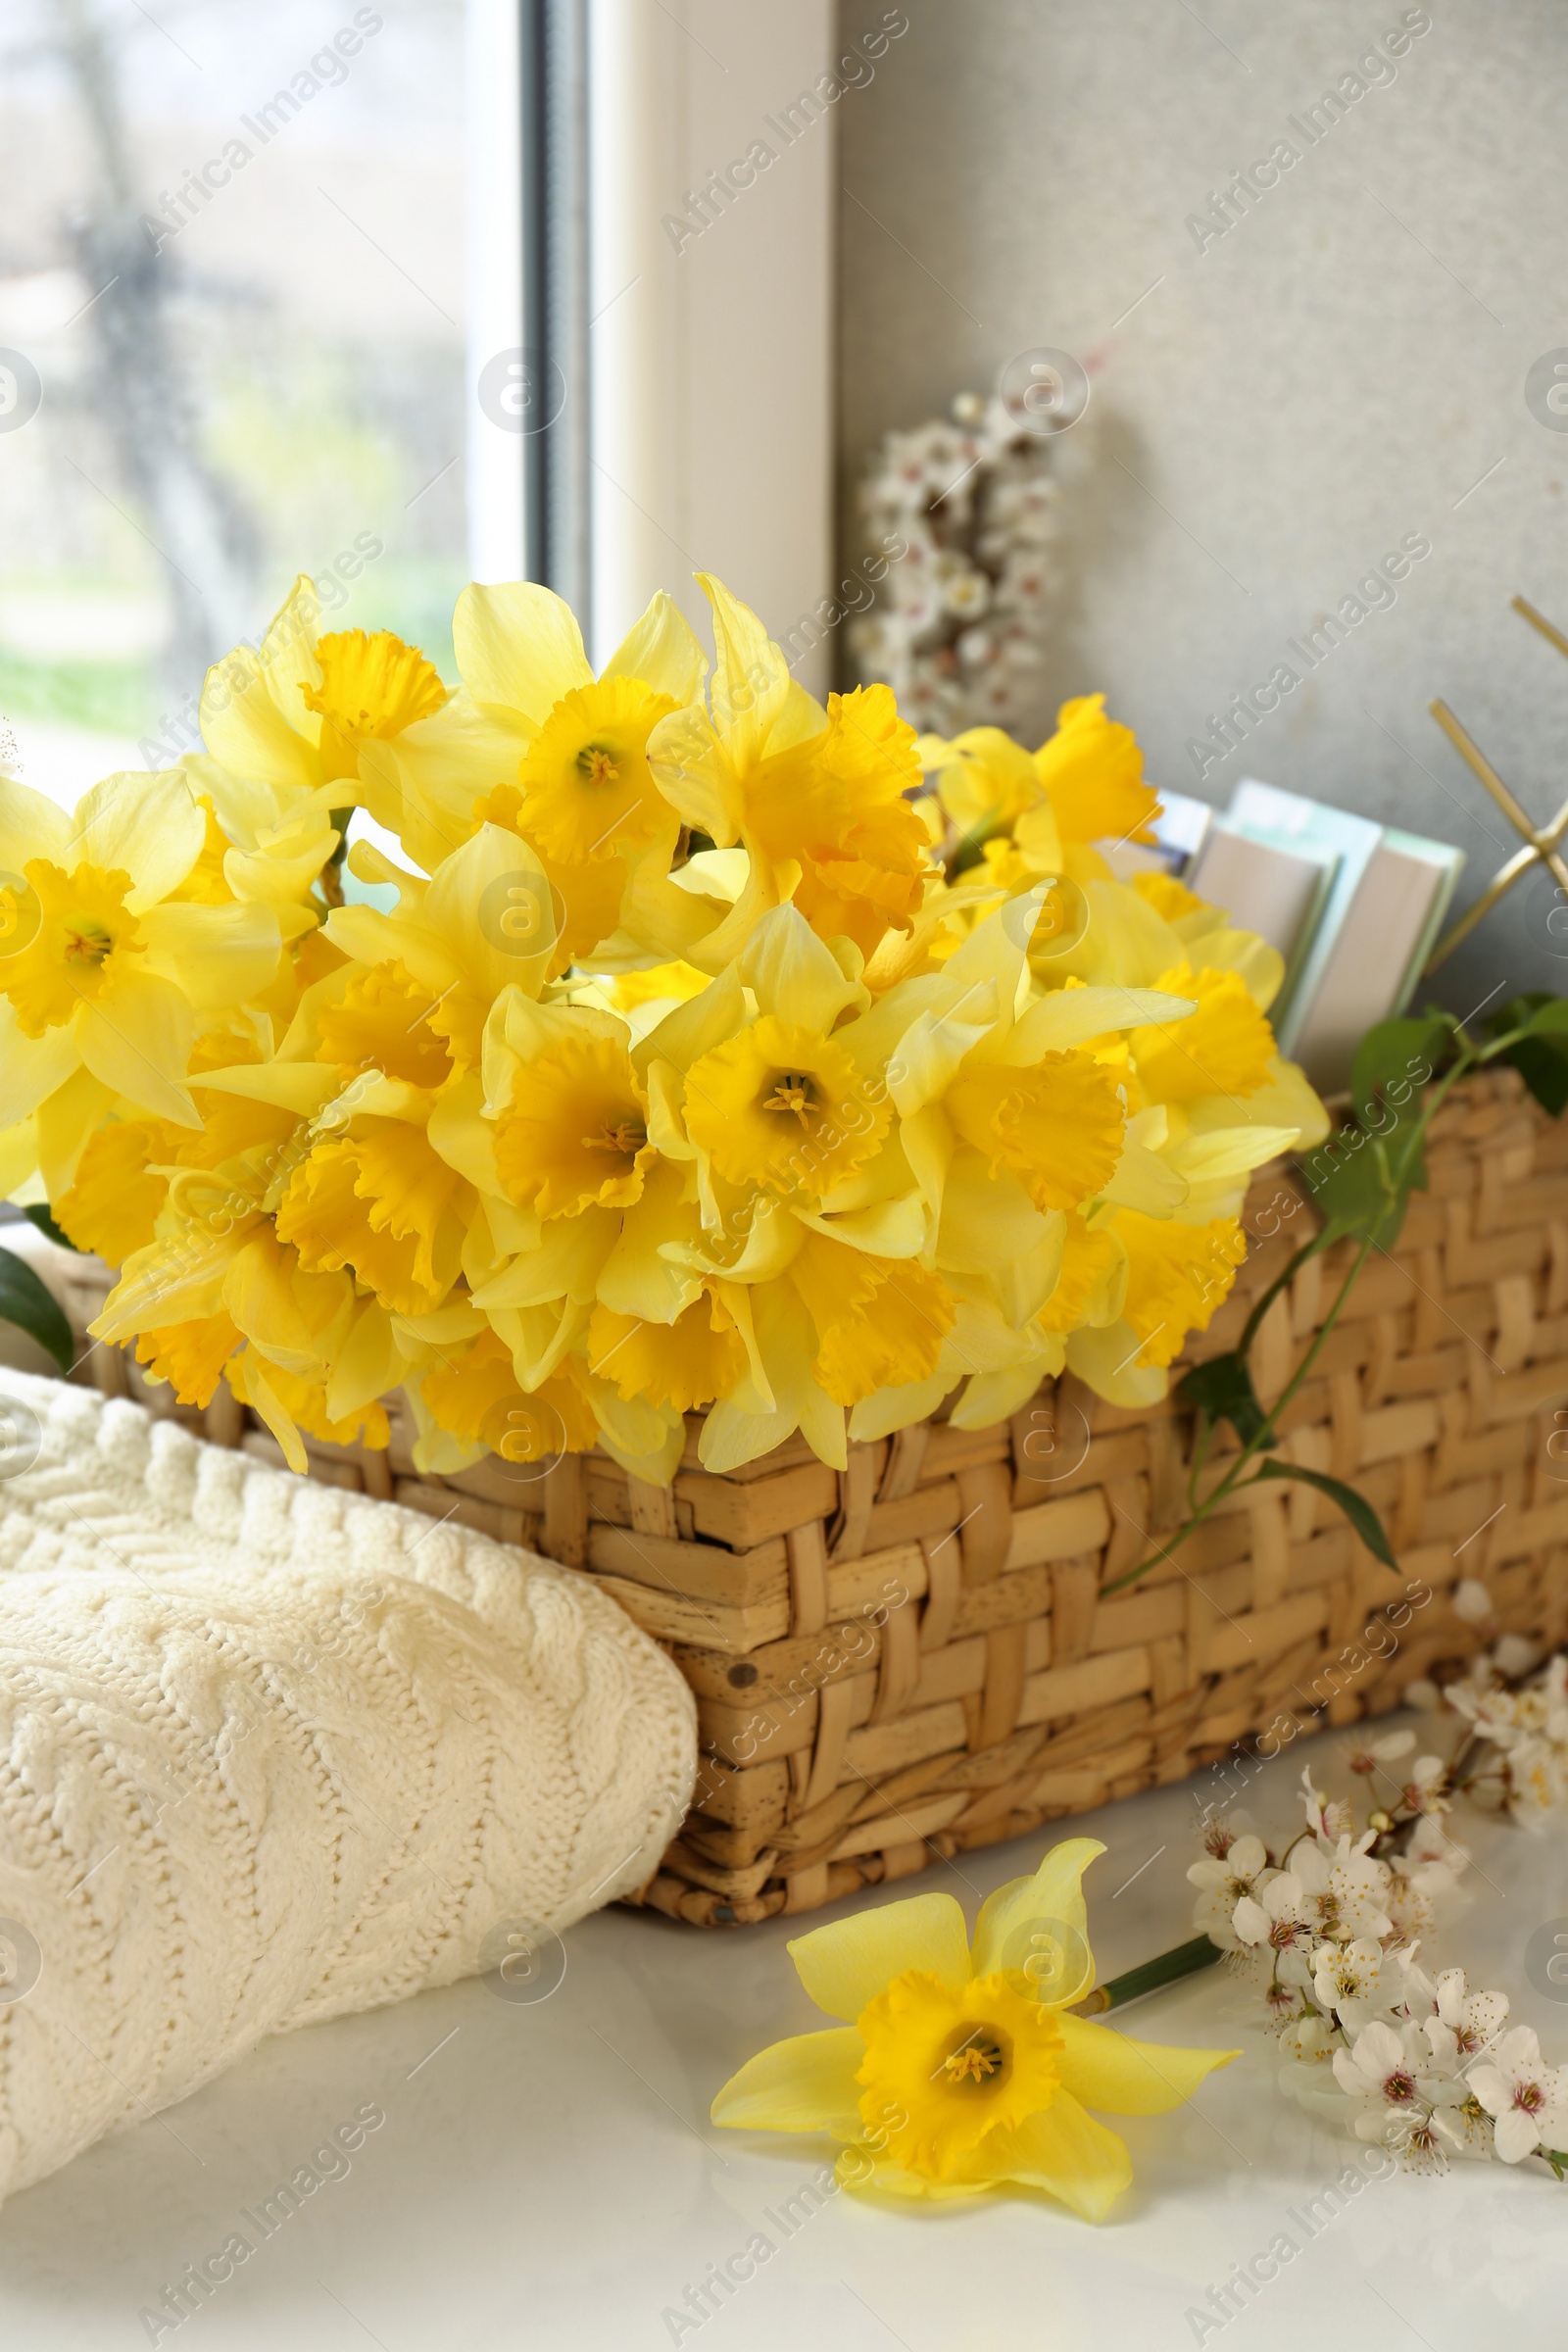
<box><xmin>1452</xmin><ymin>1579</ymin><xmax>1494</xmax><ymax>1625</ymax></box>
<box><xmin>855</xmin><ymin>391</ymin><xmax>1072</xmax><ymax>730</ymax></box>
<box><xmin>1430</xmin><ymin>2099</ymin><xmax>1494</xmax><ymax>2161</ymax></box>
<box><xmin>1382</xmin><ymin>1869</ymin><xmax>1433</xmax><ymax>1947</ymax></box>
<box><xmin>1335</xmin><ymin>2019</ymin><xmax>1424</xmax><ymax>2107</ymax></box>
<box><xmin>1395</xmin><ymin>1754</ymin><xmax>1449</xmax><ymax>1813</ymax></box>
<box><xmin>1348</xmin><ymin>1728</ymin><xmax>1416</xmax><ymax>1773</ymax></box>
<box><xmin>1232</xmin><ymin>1868</ymin><xmax>1323</xmax><ymax>1977</ymax></box>
<box><xmin>1313</xmin><ymin>1937</ymin><xmax>1397</xmax><ymax>2033</ymax></box>
<box><xmin>1469</xmin><ymin>2027</ymin><xmax>1568</xmax><ymax>2163</ymax></box>
<box><xmin>1399</xmin><ymin>1811</ymin><xmax>1469</xmax><ymax>1895</ymax></box>
<box><xmin>1416</xmin><ymin>1968</ymin><xmax>1509</xmax><ymax>2070</ymax></box>
<box><xmin>1188</xmin><ymin>1833</ymin><xmax>1275</xmax><ymax>1947</ymax></box>
<box><xmin>1279</xmin><ymin>2008</ymin><xmax>1337</xmax><ymax>2067</ymax></box>
<box><xmin>1297</xmin><ymin>1767</ymin><xmax>1355</xmax><ymax>1843</ymax></box>
<box><xmin>1325</xmin><ymin>1834</ymin><xmax>1396</xmax><ymax>1941</ymax></box>
<box><xmin>943</xmin><ymin>570</ymin><xmax>991</xmax><ymax>620</ymax></box>
<box><xmin>1191</xmin><ymin>1641</ymin><xmax>1568</xmax><ymax>2180</ymax></box>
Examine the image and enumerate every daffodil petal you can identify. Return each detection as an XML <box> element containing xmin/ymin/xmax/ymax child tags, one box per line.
<box><xmin>1007</xmin><ymin>984</ymin><xmax>1194</xmax><ymax>1058</ymax></box>
<box><xmin>975</xmin><ymin>2087</ymin><xmax>1134</xmax><ymax>2221</ymax></box>
<box><xmin>454</xmin><ymin>581</ymin><xmax>593</xmax><ymax>721</ymax></box>
<box><xmin>0</xmin><ymin>771</ymin><xmax>71</xmax><ymax>873</ymax></box>
<box><xmin>359</xmin><ymin>700</ymin><xmax>532</xmax><ymax>877</ymax></box>
<box><xmin>75</xmin><ymin>972</ymin><xmax>197</xmax><ymax>1129</ymax></box>
<box><xmin>697</xmin><ymin>572</ymin><xmax>791</xmax><ymax>761</ymax></box>
<box><xmin>72</xmin><ymin>768</ymin><xmax>204</xmax><ymax>911</ymax></box>
<box><xmin>968</xmin><ymin>1837</ymin><xmax>1104</xmax><ymax>1986</ymax></box>
<box><xmin>220</xmin><ymin>1231</ymin><xmax>318</xmax><ymax>1373</ymax></box>
<box><xmin>697</xmin><ymin>1395</ymin><xmax>797</xmax><ymax>1471</ymax></box>
<box><xmin>950</xmin><ymin>1356</ymin><xmax>1059</xmax><ymax>1430</ymax></box>
<box><xmin>427</xmin><ymin>822</ymin><xmax>557</xmax><ymax>1004</ymax></box>
<box><xmin>1064</xmin><ymin>1321</ymin><xmax>1169</xmax><ymax>1408</ymax></box>
<box><xmin>1055</xmin><ymin>2011</ymin><xmax>1239</xmax><ymax>2115</ymax></box>
<box><xmin>603</xmin><ymin>590</ymin><xmax>708</xmax><ymax>706</ymax></box>
<box><xmin>740</xmin><ymin>903</ymin><xmax>866</xmax><ymax>1033</ymax></box>
<box><xmin>0</xmin><ymin>1004</ymin><xmax>80</xmax><ymax>1128</ymax></box>
<box><xmin>787</xmin><ymin>1892</ymin><xmax>971</xmax><ymax>2020</ymax></box>
<box><xmin>140</xmin><ymin>900</ymin><xmax>281</xmax><ymax>1009</ymax></box>
<box><xmin>710</xmin><ymin>2027</ymin><xmax>865</xmax><ymax>2133</ymax></box>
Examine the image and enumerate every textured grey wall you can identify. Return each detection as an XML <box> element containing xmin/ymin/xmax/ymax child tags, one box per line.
<box><xmin>838</xmin><ymin>0</ymin><xmax>1568</xmax><ymax>1018</ymax></box>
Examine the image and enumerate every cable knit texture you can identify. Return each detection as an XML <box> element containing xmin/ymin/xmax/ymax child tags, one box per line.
<box><xmin>0</xmin><ymin>1374</ymin><xmax>696</xmax><ymax>2210</ymax></box>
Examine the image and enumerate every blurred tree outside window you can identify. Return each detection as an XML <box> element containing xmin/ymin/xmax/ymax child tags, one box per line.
<box><xmin>0</xmin><ymin>0</ymin><xmax>469</xmax><ymax>805</ymax></box>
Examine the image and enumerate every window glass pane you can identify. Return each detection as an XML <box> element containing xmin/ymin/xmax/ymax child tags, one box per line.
<box><xmin>0</xmin><ymin>0</ymin><xmax>469</xmax><ymax>805</ymax></box>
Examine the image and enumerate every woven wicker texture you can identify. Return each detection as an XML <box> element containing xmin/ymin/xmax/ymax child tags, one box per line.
<box><xmin>66</xmin><ymin>1069</ymin><xmax>1568</xmax><ymax>1926</ymax></box>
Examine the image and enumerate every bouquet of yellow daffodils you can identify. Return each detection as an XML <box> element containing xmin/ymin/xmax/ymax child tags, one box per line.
<box><xmin>0</xmin><ymin>572</ymin><xmax>1325</xmax><ymax>1486</ymax></box>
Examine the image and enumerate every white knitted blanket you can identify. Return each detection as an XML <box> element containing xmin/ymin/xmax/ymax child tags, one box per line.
<box><xmin>0</xmin><ymin>1374</ymin><xmax>696</xmax><ymax>2210</ymax></box>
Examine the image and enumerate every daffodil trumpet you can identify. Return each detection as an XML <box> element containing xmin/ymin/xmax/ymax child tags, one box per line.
<box><xmin>710</xmin><ymin>1838</ymin><xmax>1237</xmax><ymax>2218</ymax></box>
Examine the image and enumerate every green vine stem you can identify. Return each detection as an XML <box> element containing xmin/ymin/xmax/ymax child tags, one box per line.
<box><xmin>1102</xmin><ymin>1011</ymin><xmax>1540</xmax><ymax>1598</ymax></box>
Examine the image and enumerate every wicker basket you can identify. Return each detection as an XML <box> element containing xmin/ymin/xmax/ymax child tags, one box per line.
<box><xmin>62</xmin><ymin>1067</ymin><xmax>1568</xmax><ymax>1925</ymax></box>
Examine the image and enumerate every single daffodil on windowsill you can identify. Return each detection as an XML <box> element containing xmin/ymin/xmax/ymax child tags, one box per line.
<box><xmin>711</xmin><ymin>1838</ymin><xmax>1237</xmax><ymax>2221</ymax></box>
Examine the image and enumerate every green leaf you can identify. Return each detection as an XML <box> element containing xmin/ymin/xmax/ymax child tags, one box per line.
<box><xmin>1495</xmin><ymin>1034</ymin><xmax>1568</xmax><ymax>1118</ymax></box>
<box><xmin>23</xmin><ymin>1203</ymin><xmax>79</xmax><ymax>1251</ymax></box>
<box><xmin>1348</xmin><ymin>1013</ymin><xmax>1451</xmax><ymax>1131</ymax></box>
<box><xmin>1489</xmin><ymin>990</ymin><xmax>1555</xmax><ymax>1030</ymax></box>
<box><xmin>1487</xmin><ymin>994</ymin><xmax>1568</xmax><ymax>1115</ymax></box>
<box><xmin>1296</xmin><ymin>1127</ymin><xmax>1412</xmax><ymax>1247</ymax></box>
<box><xmin>1176</xmin><ymin>1351</ymin><xmax>1274</xmax><ymax>1447</ymax></box>
<box><xmin>0</xmin><ymin>1246</ymin><xmax>74</xmax><ymax>1376</ymax></box>
<box><xmin>1250</xmin><ymin>1458</ymin><xmax>1398</xmax><ymax>1569</ymax></box>
<box><xmin>1293</xmin><ymin>1013</ymin><xmax>1447</xmax><ymax>1246</ymax></box>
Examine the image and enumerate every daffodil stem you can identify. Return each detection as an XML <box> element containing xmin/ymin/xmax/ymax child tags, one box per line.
<box><xmin>1071</xmin><ymin>1933</ymin><xmax>1223</xmax><ymax>2016</ymax></box>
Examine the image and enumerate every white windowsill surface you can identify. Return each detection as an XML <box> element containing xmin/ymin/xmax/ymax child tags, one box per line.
<box><xmin>3</xmin><ymin>1724</ymin><xmax>1565</xmax><ymax>2351</ymax></box>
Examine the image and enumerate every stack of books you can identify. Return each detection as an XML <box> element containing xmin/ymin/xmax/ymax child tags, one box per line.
<box><xmin>1105</xmin><ymin>780</ymin><xmax>1464</xmax><ymax>1095</ymax></box>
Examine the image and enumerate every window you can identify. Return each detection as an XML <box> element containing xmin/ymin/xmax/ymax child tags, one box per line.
<box><xmin>0</xmin><ymin>0</ymin><xmax>836</xmax><ymax>815</ymax></box>
<box><xmin>0</xmin><ymin>0</ymin><xmax>471</xmax><ymax>801</ymax></box>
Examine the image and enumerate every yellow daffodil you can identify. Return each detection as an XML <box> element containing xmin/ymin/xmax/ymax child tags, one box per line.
<box><xmin>40</xmin><ymin>566</ymin><xmax>1325</xmax><ymax>1486</ymax></box>
<box><xmin>418</xmin><ymin>1327</ymin><xmax>598</xmax><ymax>1459</ymax></box>
<box><xmin>91</xmin><ymin>1174</ymin><xmax>375</xmax><ymax>1470</ymax></box>
<box><xmin>788</xmin><ymin>1236</ymin><xmax>955</xmax><ymax>1405</ymax></box>
<box><xmin>185</xmin><ymin>581</ymin><xmax>446</xmax><ymax>942</ymax></box>
<box><xmin>0</xmin><ymin>767</ymin><xmax>280</xmax><ymax>1137</ymax></box>
<box><xmin>712</xmin><ymin>1838</ymin><xmax>1236</xmax><ymax>2217</ymax></box>
<box><xmin>919</xmin><ymin>722</ymin><xmax>1043</xmax><ymax>845</ymax></box>
<box><xmin>275</xmin><ymin>1118</ymin><xmax>474</xmax><ymax>1316</ymax></box>
<box><xmin>945</xmin><ymin>1051</ymin><xmax>1126</xmax><ymax>1211</ymax></box>
<box><xmin>1035</xmin><ymin>693</ymin><xmax>1157</xmax><ymax>846</ymax></box>
<box><xmin>493</xmin><ymin>1030</ymin><xmax>656</xmax><ymax>1218</ymax></box>
<box><xmin>648</xmin><ymin>575</ymin><xmax>931</xmax><ymax>970</ymax></box>
<box><xmin>52</xmin><ymin>1044</ymin><xmax>297</xmax><ymax>1268</ymax></box>
<box><xmin>922</xmin><ymin>694</ymin><xmax>1157</xmax><ymax>866</ymax></box>
<box><xmin>684</xmin><ymin>1015</ymin><xmax>887</xmax><ymax>1199</ymax></box>
<box><xmin>134</xmin><ymin>1310</ymin><xmax>243</xmax><ymax>1408</ymax></box>
<box><xmin>358</xmin><ymin>581</ymin><xmax>710</xmax><ymax>964</ymax></box>
<box><xmin>314</xmin><ymin>959</ymin><xmax>456</xmax><ymax>1091</ymax></box>
<box><xmin>510</xmin><ymin>672</ymin><xmax>678</xmax><ymax>863</ymax></box>
<box><xmin>300</xmin><ymin>627</ymin><xmax>449</xmax><ymax>775</ymax></box>
<box><xmin>1129</xmin><ymin>964</ymin><xmax>1276</xmax><ymax>1104</ymax></box>
<box><xmin>639</xmin><ymin>902</ymin><xmax>1200</xmax><ymax>1471</ymax></box>
<box><xmin>325</xmin><ymin>821</ymin><xmax>559</xmax><ymax>1076</ymax></box>
<box><xmin>588</xmin><ymin>1289</ymin><xmax>747</xmax><ymax>1413</ymax></box>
